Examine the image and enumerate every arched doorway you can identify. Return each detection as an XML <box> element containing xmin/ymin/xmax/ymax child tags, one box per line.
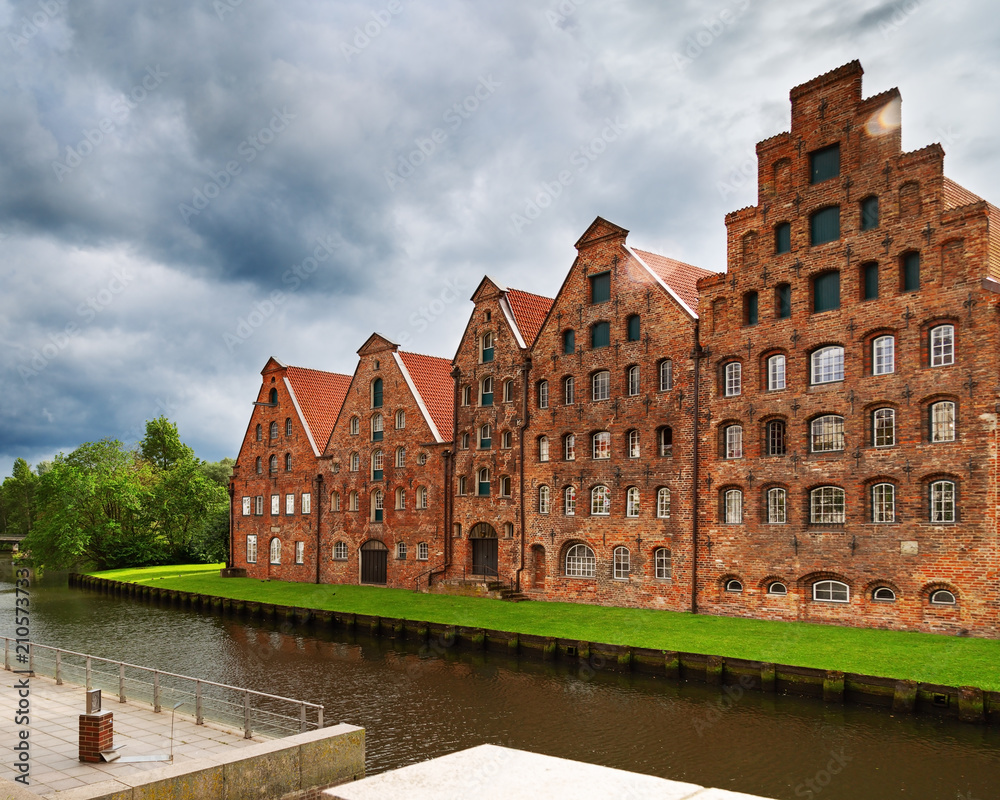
<box><xmin>360</xmin><ymin>540</ymin><xmax>388</xmax><ymax>585</ymax></box>
<box><xmin>469</xmin><ymin>522</ymin><xmax>498</xmax><ymax>578</ymax></box>
<box><xmin>530</xmin><ymin>544</ymin><xmax>546</xmax><ymax>590</ymax></box>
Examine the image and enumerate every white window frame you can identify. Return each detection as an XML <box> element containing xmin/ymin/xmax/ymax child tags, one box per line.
<box><xmin>255</xmin><ymin>496</ymin><xmax>263</xmax><ymax>515</ymax></box>
<box><xmin>538</xmin><ymin>485</ymin><xmax>550</xmax><ymax>514</ymax></box>
<box><xmin>538</xmin><ymin>436</ymin><xmax>549</xmax><ymax>462</ymax></box>
<box><xmin>654</xmin><ymin>548</ymin><xmax>672</xmax><ymax>579</ymax></box>
<box><xmin>930</xmin><ymin>480</ymin><xmax>956</xmax><ymax>522</ymax></box>
<box><xmin>659</xmin><ymin>359</ymin><xmax>673</xmax><ymax>391</ymax></box>
<box><xmin>295</xmin><ymin>541</ymin><xmax>304</xmax><ymax>564</ymax></box>
<box><xmin>396</xmin><ymin>447</ymin><xmax>406</xmax><ymax>467</ymax></box>
<box><xmin>271</xmin><ymin>494</ymin><xmax>280</xmax><ymax>515</ymax></box>
<box><xmin>931</xmin><ymin>401</ymin><xmax>956</xmax><ymax>442</ymax></box>
<box><xmin>724</xmin><ymin>489</ymin><xmax>742</xmax><ymax>524</ymax></box>
<box><xmin>613</xmin><ymin>546</ymin><xmax>630</xmax><ymax>580</ymax></box>
<box><xmin>564</xmin><ymin>486</ymin><xmax>576</xmax><ymax>516</ymax></box>
<box><xmin>246</xmin><ymin>535</ymin><xmax>257</xmax><ymax>563</ymax></box>
<box><xmin>269</xmin><ymin>538</ymin><xmax>281</xmax><ymax>565</ymax></box>
<box><xmin>538</xmin><ymin>380</ymin><xmax>549</xmax><ymax>409</ymax></box>
<box><xmin>811</xmin><ymin>346</ymin><xmax>844</xmax><ymax>384</ymax></box>
<box><xmin>302</xmin><ymin>493</ymin><xmax>311</xmax><ymax>514</ymax></box>
<box><xmin>813</xmin><ymin>580</ymin><xmax>850</xmax><ymax>603</ymax></box>
<box><xmin>564</xmin><ymin>433</ymin><xmax>576</xmax><ymax>461</ymax></box>
<box><xmin>592</xmin><ymin>371</ymin><xmax>610</xmax><ymax>401</ymax></box>
<box><xmin>350</xmin><ymin>416</ymin><xmax>359</xmax><ymax>435</ymax></box>
<box><xmin>395</xmin><ymin>409</ymin><xmax>405</xmax><ymax>428</ymax></box>
<box><xmin>591</xmin><ymin>485</ymin><xmax>610</xmax><ymax>515</ymax></box>
<box><xmin>593</xmin><ymin>431</ymin><xmax>611</xmax><ymax>459</ymax></box>
<box><xmin>930</xmin><ymin>324</ymin><xmax>954</xmax><ymax>367</ymax></box>
<box><xmin>626</xmin><ymin>487</ymin><xmax>640</xmax><ymax>518</ymax></box>
<box><xmin>285</xmin><ymin>493</ymin><xmax>295</xmax><ymax>515</ymax></box>
<box><xmin>811</xmin><ymin>415</ymin><xmax>845</xmax><ymax>452</ymax></box>
<box><xmin>873</xmin><ymin>408</ymin><xmax>895</xmax><ymax>447</ymax></box>
<box><xmin>724</xmin><ymin>362</ymin><xmax>742</xmax><ymax>396</ymax></box>
<box><xmin>627</xmin><ymin>365</ymin><xmax>640</xmax><ymax>396</ymax></box>
<box><xmin>810</xmin><ymin>486</ymin><xmax>846</xmax><ymax>524</ymax></box>
<box><xmin>768</xmin><ymin>354</ymin><xmax>786</xmax><ymax>391</ymax></box>
<box><xmin>349</xmin><ymin>491</ymin><xmax>358</xmax><ymax>512</ymax></box>
<box><xmin>767</xmin><ymin>487</ymin><xmax>786</xmax><ymax>524</ymax></box>
<box><xmin>395</xmin><ymin>487</ymin><xmax>405</xmax><ymax>509</ymax></box>
<box><xmin>333</xmin><ymin>541</ymin><xmax>348</xmax><ymax>560</ymax></box>
<box><xmin>628</xmin><ymin>429</ymin><xmax>640</xmax><ymax>458</ymax></box>
<box><xmin>656</xmin><ymin>488</ymin><xmax>670</xmax><ymax>518</ymax></box>
<box><xmin>872</xmin><ymin>483</ymin><xmax>895</xmax><ymax>523</ymax></box>
<box><xmin>417</xmin><ymin>486</ymin><xmax>428</xmax><ymax>509</ymax></box>
<box><xmin>242</xmin><ymin>497</ymin><xmax>251</xmax><ymax>516</ymax></box>
<box><xmin>565</xmin><ymin>543</ymin><xmax>596</xmax><ymax>577</ymax></box>
<box><xmin>417</xmin><ymin>542</ymin><xmax>429</xmax><ymax>561</ymax></box>
<box><xmin>397</xmin><ymin>541</ymin><xmax>407</xmax><ymax>560</ymax></box>
<box><xmin>503</xmin><ymin>380</ymin><xmax>513</xmax><ymax>403</ymax></box>
<box><xmin>350</xmin><ymin>452</ymin><xmax>359</xmax><ymax>472</ymax></box>
<box><xmin>725</xmin><ymin>425</ymin><xmax>743</xmax><ymax>459</ymax></box>
<box><xmin>564</xmin><ymin>376</ymin><xmax>575</xmax><ymax>405</ymax></box>
<box><xmin>873</xmin><ymin>335</ymin><xmax>895</xmax><ymax>375</ymax></box>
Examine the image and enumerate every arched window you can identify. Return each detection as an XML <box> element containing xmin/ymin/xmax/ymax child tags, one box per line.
<box><xmin>269</xmin><ymin>538</ymin><xmax>281</xmax><ymax>564</ymax></box>
<box><xmin>626</xmin><ymin>487</ymin><xmax>640</xmax><ymax>517</ymax></box>
<box><xmin>810</xmin><ymin>486</ymin><xmax>845</xmax><ymax>524</ymax></box>
<box><xmin>930</xmin><ymin>480</ymin><xmax>956</xmax><ymax>522</ymax></box>
<box><xmin>269</xmin><ymin>455</ymin><xmax>278</xmax><ymax>474</ymax></box>
<box><xmin>872</xmin><ymin>483</ymin><xmax>895</xmax><ymax>523</ymax></box>
<box><xmin>538</xmin><ymin>485</ymin><xmax>550</xmax><ymax>514</ymax></box>
<box><xmin>592</xmin><ymin>371</ymin><xmax>610</xmax><ymax>401</ymax></box>
<box><xmin>873</xmin><ymin>587</ymin><xmax>896</xmax><ymax>602</ymax></box>
<box><xmin>499</xmin><ymin>475</ymin><xmax>511</xmax><ymax>497</ymax></box>
<box><xmin>613</xmin><ymin>546</ymin><xmax>631</xmax><ymax>579</ymax></box>
<box><xmin>255</xmin><ymin>424</ymin><xmax>262</xmax><ymax>441</ymax></box>
<box><xmin>479</xmin><ymin>424</ymin><xmax>492</xmax><ymax>449</ymax></box>
<box><xmin>477</xmin><ymin>468</ymin><xmax>490</xmax><ymax>496</ymax></box>
<box><xmin>330</xmin><ymin>491</ymin><xmax>340</xmax><ymax>512</ymax></box>
<box><xmin>371</xmin><ymin>450</ymin><xmax>383</xmax><ymax>481</ymax></box>
<box><xmin>723</xmin><ymin>362</ymin><xmax>741</xmax><ymax>396</ymax></box>
<box><xmin>627</xmin><ymin>365</ymin><xmax>640</xmax><ymax>396</ymax></box>
<box><xmin>371</xmin><ymin>413</ymin><xmax>383</xmax><ymax>441</ymax></box>
<box><xmin>371</xmin><ymin>490</ymin><xmax>383</xmax><ymax>522</ymax></box>
<box><xmin>395</xmin><ymin>410</ymin><xmax>405</xmax><ymax>429</ymax></box>
<box><xmin>333</xmin><ymin>541</ymin><xmax>348</xmax><ymax>561</ymax></box>
<box><xmin>723</xmin><ymin>489</ymin><xmax>742</xmax><ymax>524</ymax></box>
<box><xmin>503</xmin><ymin>522</ymin><xmax>514</xmax><ymax>538</ymax></box>
<box><xmin>501</xmin><ymin>431</ymin><xmax>512</xmax><ymax>449</ymax></box>
<box><xmin>930</xmin><ymin>589</ymin><xmax>956</xmax><ymax>605</ymax></box>
<box><xmin>269</xmin><ymin>421</ymin><xmax>278</xmax><ymax>440</ymax></box>
<box><xmin>284</xmin><ymin>453</ymin><xmax>292</xmax><ymax>471</ymax></box>
<box><xmin>591</xmin><ymin>321</ymin><xmax>610</xmax><ymax>349</ymax></box>
<box><xmin>417</xmin><ymin>542</ymin><xmax>429</xmax><ymax>561</ymax></box>
<box><xmin>930</xmin><ymin>324</ymin><xmax>955</xmax><ymax>366</ymax></box>
<box><xmin>538</xmin><ymin>380</ymin><xmax>549</xmax><ymax>409</ymax></box>
<box><xmin>396</xmin><ymin>446</ymin><xmax>406</xmax><ymax>467</ymax></box>
<box><xmin>591</xmin><ymin>485</ymin><xmax>610</xmax><ymax>515</ymax></box>
<box><xmin>350</xmin><ymin>452</ymin><xmax>359</xmax><ymax>472</ymax></box>
<box><xmin>658</xmin><ymin>359</ymin><xmax>673</xmax><ymax>391</ymax></box>
<box><xmin>350</xmin><ymin>416</ymin><xmax>359</xmax><ymax>435</ymax></box>
<box><xmin>564</xmin><ymin>433</ymin><xmax>576</xmax><ymax>461</ymax></box>
<box><xmin>395</xmin><ymin>487</ymin><xmax>405</xmax><ymax>509</ymax></box>
<box><xmin>860</xmin><ymin>195</ymin><xmax>879</xmax><ymax>230</ymax></box>
<box><xmin>767</xmin><ymin>354</ymin><xmax>786</xmax><ymax>391</ymax></box>
<box><xmin>656</xmin><ymin>487</ymin><xmax>671</xmax><ymax>518</ymax></box>
<box><xmin>371</xmin><ymin>378</ymin><xmax>383</xmax><ymax>408</ymax></box>
<box><xmin>873</xmin><ymin>335</ymin><xmax>895</xmax><ymax>375</ymax></box>
<box><xmin>724</xmin><ymin>424</ymin><xmax>743</xmax><ymax>459</ymax></box>
<box><xmin>658</xmin><ymin>427</ymin><xmax>673</xmax><ymax>456</ymax></box>
<box><xmin>627</xmin><ymin>429</ymin><xmax>640</xmax><ymax>458</ymax></box>
<box><xmin>565</xmin><ymin>543</ymin><xmax>596</xmax><ymax>577</ymax></box>
<box><xmin>563</xmin><ymin>329</ymin><xmax>575</xmax><ymax>354</ymax></box>
<box><xmin>538</xmin><ymin>435</ymin><xmax>549</xmax><ymax>462</ymax></box>
<box><xmin>767</xmin><ymin>487</ymin><xmax>786</xmax><ymax>524</ymax></box>
<box><xmin>397</xmin><ymin>541</ymin><xmax>407</xmax><ymax>559</ymax></box>
<box><xmin>654</xmin><ymin>548</ymin><xmax>672</xmax><ymax>579</ymax></box>
<box><xmin>480</xmin><ymin>376</ymin><xmax>493</xmax><ymax>406</ymax></box>
<box><xmin>873</xmin><ymin>408</ymin><xmax>895</xmax><ymax>447</ymax></box>
<box><xmin>255</xmin><ymin>457</ymin><xmax>262</xmax><ymax>474</ymax></box>
<box><xmin>503</xmin><ymin>380</ymin><xmax>514</xmax><ymax>403</ymax></box>
<box><xmin>626</xmin><ymin>315</ymin><xmax>640</xmax><ymax>342</ymax></box>
<box><xmin>563</xmin><ymin>376</ymin><xmax>575</xmax><ymax>405</ymax></box>
<box><xmin>592</xmin><ymin>431</ymin><xmax>611</xmax><ymax>459</ymax></box>
<box><xmin>564</xmin><ymin>486</ymin><xmax>576</xmax><ymax>516</ymax></box>
<box><xmin>268</xmin><ymin>388</ymin><xmax>278</xmax><ymax>404</ymax></box>
<box><xmin>461</xmin><ymin>386</ymin><xmax>472</xmax><ymax>406</ymax></box>
<box><xmin>417</xmin><ymin>486</ymin><xmax>428</xmax><ymax>509</ymax></box>
<box><xmin>768</xmin><ymin>582</ymin><xmax>787</xmax><ymax>596</ymax></box>
<box><xmin>285</xmin><ymin>417</ymin><xmax>293</xmax><ymax>436</ymax></box>
<box><xmin>931</xmin><ymin>401</ymin><xmax>956</xmax><ymax>442</ymax></box>
<box><xmin>813</xmin><ymin>580</ymin><xmax>849</xmax><ymax>603</ymax></box>
<box><xmin>458</xmin><ymin>476</ymin><xmax>467</xmax><ymax>495</ymax></box>
<box><xmin>811</xmin><ymin>415</ymin><xmax>845</xmax><ymax>452</ymax></box>
<box><xmin>348</xmin><ymin>491</ymin><xmax>358</xmax><ymax>511</ymax></box>
<box><xmin>481</xmin><ymin>331</ymin><xmax>494</xmax><ymax>363</ymax></box>
<box><xmin>460</xmin><ymin>433</ymin><xmax>469</xmax><ymax>450</ymax></box>
<box><xmin>725</xmin><ymin>579</ymin><xmax>743</xmax><ymax>593</ymax></box>
<box><xmin>810</xmin><ymin>346</ymin><xmax>844</xmax><ymax>384</ymax></box>
<box><xmin>766</xmin><ymin>420</ymin><xmax>786</xmax><ymax>456</ymax></box>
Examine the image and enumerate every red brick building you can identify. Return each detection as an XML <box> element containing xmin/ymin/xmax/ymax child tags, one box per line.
<box><xmin>230</xmin><ymin>62</ymin><xmax>1000</xmax><ymax>636</ymax></box>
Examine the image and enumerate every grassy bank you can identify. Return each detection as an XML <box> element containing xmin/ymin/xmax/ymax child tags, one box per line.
<box><xmin>91</xmin><ymin>564</ymin><xmax>1000</xmax><ymax>691</ymax></box>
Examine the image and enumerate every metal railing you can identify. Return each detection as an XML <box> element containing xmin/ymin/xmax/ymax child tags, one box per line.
<box><xmin>3</xmin><ymin>638</ymin><xmax>324</xmax><ymax>740</ymax></box>
<box><xmin>413</xmin><ymin>563</ymin><xmax>446</xmax><ymax>591</ymax></box>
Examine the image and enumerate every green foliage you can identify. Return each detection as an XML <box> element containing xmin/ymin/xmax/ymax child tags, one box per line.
<box><xmin>0</xmin><ymin>458</ymin><xmax>39</xmax><ymax>537</ymax></box>
<box><xmin>140</xmin><ymin>416</ymin><xmax>194</xmax><ymax>471</ymax></box>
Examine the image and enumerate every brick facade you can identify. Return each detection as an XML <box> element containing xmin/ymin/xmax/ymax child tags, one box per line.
<box><xmin>230</xmin><ymin>62</ymin><xmax>1000</xmax><ymax>637</ymax></box>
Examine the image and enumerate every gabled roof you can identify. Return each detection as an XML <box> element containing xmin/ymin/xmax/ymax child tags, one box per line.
<box><xmin>505</xmin><ymin>288</ymin><xmax>553</xmax><ymax>347</ymax></box>
<box><xmin>943</xmin><ymin>177</ymin><xmax>985</xmax><ymax>210</ymax></box>
<box><xmin>396</xmin><ymin>351</ymin><xmax>454</xmax><ymax>442</ymax></box>
<box><xmin>284</xmin><ymin>367</ymin><xmax>352</xmax><ymax>456</ymax></box>
<box><xmin>630</xmin><ymin>248</ymin><xmax>717</xmax><ymax>317</ymax></box>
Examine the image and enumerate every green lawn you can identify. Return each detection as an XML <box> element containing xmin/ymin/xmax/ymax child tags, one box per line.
<box><xmin>92</xmin><ymin>564</ymin><xmax>1000</xmax><ymax>691</ymax></box>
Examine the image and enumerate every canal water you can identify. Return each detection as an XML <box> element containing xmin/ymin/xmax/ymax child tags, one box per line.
<box><xmin>2</xmin><ymin>568</ymin><xmax>998</xmax><ymax>799</ymax></box>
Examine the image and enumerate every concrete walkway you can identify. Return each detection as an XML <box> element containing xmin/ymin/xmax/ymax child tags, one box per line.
<box><xmin>1</xmin><ymin>671</ymin><xmax>268</xmax><ymax>796</ymax></box>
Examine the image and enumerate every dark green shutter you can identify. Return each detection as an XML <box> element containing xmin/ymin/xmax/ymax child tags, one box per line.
<box><xmin>777</xmin><ymin>284</ymin><xmax>791</xmax><ymax>319</ymax></box>
<box><xmin>591</xmin><ymin>322</ymin><xmax>610</xmax><ymax>348</ymax></box>
<box><xmin>775</xmin><ymin>222</ymin><xmax>791</xmax><ymax>254</ymax></box>
<box><xmin>813</xmin><ymin>271</ymin><xmax>840</xmax><ymax>313</ymax></box>
<box><xmin>627</xmin><ymin>315</ymin><xmax>640</xmax><ymax>341</ymax></box>
<box><xmin>861</xmin><ymin>196</ymin><xmax>879</xmax><ymax>230</ymax></box>
<box><xmin>564</xmin><ymin>330</ymin><xmax>575</xmax><ymax>354</ymax></box>
<box><xmin>863</xmin><ymin>263</ymin><xmax>879</xmax><ymax>300</ymax></box>
<box><xmin>590</xmin><ymin>272</ymin><xmax>611</xmax><ymax>303</ymax></box>
<box><xmin>745</xmin><ymin>292</ymin><xmax>758</xmax><ymax>325</ymax></box>
<box><xmin>372</xmin><ymin>378</ymin><xmax>383</xmax><ymax>408</ymax></box>
<box><xmin>902</xmin><ymin>252</ymin><xmax>920</xmax><ymax>292</ymax></box>
<box><xmin>810</xmin><ymin>144</ymin><xmax>840</xmax><ymax>184</ymax></box>
<box><xmin>810</xmin><ymin>207</ymin><xmax>840</xmax><ymax>245</ymax></box>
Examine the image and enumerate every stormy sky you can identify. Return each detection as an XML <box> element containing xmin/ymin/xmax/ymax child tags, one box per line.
<box><xmin>2</xmin><ymin>0</ymin><xmax>998</xmax><ymax>476</ymax></box>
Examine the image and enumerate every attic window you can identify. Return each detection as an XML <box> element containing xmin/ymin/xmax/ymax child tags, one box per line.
<box><xmin>810</xmin><ymin>143</ymin><xmax>840</xmax><ymax>184</ymax></box>
<box><xmin>374</xmin><ymin>360</ymin><xmax>380</xmax><ymax>371</ymax></box>
<box><xmin>590</xmin><ymin>272</ymin><xmax>611</xmax><ymax>304</ymax></box>
<box><xmin>485</xmin><ymin>310</ymin><xmax>491</xmax><ymax>322</ymax></box>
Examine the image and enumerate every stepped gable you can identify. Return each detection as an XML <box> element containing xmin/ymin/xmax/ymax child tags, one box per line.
<box><xmin>630</xmin><ymin>248</ymin><xmax>717</xmax><ymax>316</ymax></box>
<box><xmin>505</xmin><ymin>288</ymin><xmax>554</xmax><ymax>346</ymax></box>
<box><xmin>397</xmin><ymin>350</ymin><xmax>455</xmax><ymax>441</ymax></box>
<box><xmin>284</xmin><ymin>366</ymin><xmax>352</xmax><ymax>453</ymax></box>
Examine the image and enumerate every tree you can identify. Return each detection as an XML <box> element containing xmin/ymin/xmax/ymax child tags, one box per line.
<box><xmin>140</xmin><ymin>417</ymin><xmax>193</xmax><ymax>471</ymax></box>
<box><xmin>1</xmin><ymin>458</ymin><xmax>39</xmax><ymax>538</ymax></box>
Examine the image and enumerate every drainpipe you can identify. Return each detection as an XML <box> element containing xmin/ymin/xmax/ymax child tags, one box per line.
<box><xmin>429</xmin><ymin>367</ymin><xmax>461</xmax><ymax>587</ymax></box>
<box><xmin>315</xmin><ymin>472</ymin><xmax>324</xmax><ymax>584</ymax></box>
<box><xmin>514</xmin><ymin>357</ymin><xmax>531</xmax><ymax>592</ymax></box>
<box><xmin>690</xmin><ymin>324</ymin><xmax>703</xmax><ymax>614</ymax></box>
<box><xmin>227</xmin><ymin>480</ymin><xmax>235</xmax><ymax>569</ymax></box>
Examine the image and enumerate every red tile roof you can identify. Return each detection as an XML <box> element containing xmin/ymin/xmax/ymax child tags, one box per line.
<box><xmin>397</xmin><ymin>351</ymin><xmax>455</xmax><ymax>441</ymax></box>
<box><xmin>285</xmin><ymin>366</ymin><xmax>352</xmax><ymax>452</ymax></box>
<box><xmin>506</xmin><ymin>288</ymin><xmax>554</xmax><ymax>347</ymax></box>
<box><xmin>631</xmin><ymin>248</ymin><xmax>716</xmax><ymax>315</ymax></box>
<box><xmin>943</xmin><ymin>178</ymin><xmax>984</xmax><ymax>210</ymax></box>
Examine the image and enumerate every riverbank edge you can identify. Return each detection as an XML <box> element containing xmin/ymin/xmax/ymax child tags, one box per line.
<box><xmin>70</xmin><ymin>573</ymin><xmax>999</xmax><ymax>726</ymax></box>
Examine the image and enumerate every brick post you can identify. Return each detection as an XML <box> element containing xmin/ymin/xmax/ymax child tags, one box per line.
<box><xmin>79</xmin><ymin>712</ymin><xmax>113</xmax><ymax>762</ymax></box>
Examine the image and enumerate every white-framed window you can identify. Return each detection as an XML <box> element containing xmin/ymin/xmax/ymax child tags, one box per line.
<box><xmin>371</xmin><ymin>413</ymin><xmax>383</xmax><ymax>441</ymax></box>
<box><xmin>285</xmin><ymin>493</ymin><xmax>295</xmax><ymax>515</ymax></box>
<box><xmin>269</xmin><ymin>454</ymin><xmax>278</xmax><ymax>474</ymax></box>
<box><xmin>628</xmin><ymin>429</ymin><xmax>640</xmax><ymax>458</ymax></box>
<box><xmin>564</xmin><ymin>376</ymin><xmax>575</xmax><ymax>405</ymax></box>
<box><xmin>349</xmin><ymin>491</ymin><xmax>358</xmax><ymax>511</ymax></box>
<box><xmin>480</xmin><ymin>376</ymin><xmax>494</xmax><ymax>407</ymax></box>
<box><xmin>302</xmin><ymin>493</ymin><xmax>311</xmax><ymax>514</ymax></box>
<box><xmin>372</xmin><ymin>489</ymin><xmax>384</xmax><ymax>521</ymax></box>
<box><xmin>872</xmin><ymin>483</ymin><xmax>895</xmax><ymax>523</ymax></box>
<box><xmin>931</xmin><ymin>401</ymin><xmax>956</xmax><ymax>442</ymax></box>
<box><xmin>930</xmin><ymin>480</ymin><xmax>956</xmax><ymax>522</ymax></box>
<box><xmin>395</xmin><ymin>409</ymin><xmax>405</xmax><ymax>428</ymax></box>
<box><xmin>725</xmin><ymin>425</ymin><xmax>743</xmax><ymax>459</ymax></box>
<box><xmin>564</xmin><ymin>486</ymin><xmax>576</xmax><ymax>516</ymax></box>
<box><xmin>255</xmin><ymin>496</ymin><xmax>263</xmax><ymax>515</ymax></box>
<box><xmin>499</xmin><ymin>475</ymin><xmax>511</xmax><ymax>497</ymax></box>
<box><xmin>538</xmin><ymin>485</ymin><xmax>550</xmax><ymax>514</ymax></box>
<box><xmin>811</xmin><ymin>346</ymin><xmax>844</xmax><ymax>384</ymax></box>
<box><xmin>565</xmin><ymin>543</ymin><xmax>596</xmax><ymax>577</ymax></box>
<box><xmin>333</xmin><ymin>541</ymin><xmax>348</xmax><ymax>561</ymax></box>
<box><xmin>613</xmin><ymin>546</ymin><xmax>630</xmax><ymax>580</ymax></box>
<box><xmin>593</xmin><ymin>431</ymin><xmax>611</xmax><ymax>459</ymax></box>
<box><xmin>627</xmin><ymin>365</ymin><xmax>640</xmax><ymax>396</ymax></box>
<box><xmin>331</xmin><ymin>491</ymin><xmax>341</xmax><ymax>512</ymax></box>
<box><xmin>659</xmin><ymin>359</ymin><xmax>673</xmax><ymax>391</ymax></box>
<box><xmin>397</xmin><ymin>542</ymin><xmax>407</xmax><ymax>560</ymax></box>
<box><xmin>371</xmin><ymin>449</ymin><xmax>383</xmax><ymax>480</ymax></box>
<box><xmin>654</xmin><ymin>548</ymin><xmax>672</xmax><ymax>579</ymax></box>
<box><xmin>481</xmin><ymin>330</ymin><xmax>494</xmax><ymax>363</ymax></box>
<box><xmin>285</xmin><ymin>417</ymin><xmax>293</xmax><ymax>436</ymax></box>
<box><xmin>460</xmin><ymin>432</ymin><xmax>470</xmax><ymax>450</ymax></box>
<box><xmin>458</xmin><ymin>475</ymin><xmax>468</xmax><ymax>495</ymax></box>
<box><xmin>873</xmin><ymin>335</ymin><xmax>895</xmax><ymax>375</ymax></box>
<box><xmin>271</xmin><ymin>494</ymin><xmax>280</xmax><ymax>515</ymax></box>
<box><xmin>462</xmin><ymin>385</ymin><xmax>472</xmax><ymax>406</ymax></box>
<box><xmin>725</xmin><ymin>579</ymin><xmax>743</xmax><ymax>593</ymax></box>
<box><xmin>417</xmin><ymin>542</ymin><xmax>429</xmax><ymax>561</ymax></box>
<box><xmin>350</xmin><ymin>416</ymin><xmax>359</xmax><ymax>435</ymax></box>
<box><xmin>656</xmin><ymin>487</ymin><xmax>671</xmax><ymax>518</ymax></box>
<box><xmin>591</xmin><ymin>485</ymin><xmax>610</xmax><ymax>515</ymax></box>
<box><xmin>813</xmin><ymin>580</ymin><xmax>849</xmax><ymax>603</ymax></box>
<box><xmin>269</xmin><ymin>421</ymin><xmax>278</xmax><ymax>439</ymax></box>
<box><xmin>930</xmin><ymin>324</ymin><xmax>954</xmax><ymax>367</ymax></box>
<box><xmin>477</xmin><ymin>467</ymin><xmax>490</xmax><ymax>496</ymax></box>
<box><xmin>396</xmin><ymin>446</ymin><xmax>406</xmax><ymax>467</ymax></box>
<box><xmin>723</xmin><ymin>489</ymin><xmax>742</xmax><ymax>523</ymax></box>
<box><xmin>479</xmin><ymin>424</ymin><xmax>492</xmax><ymax>449</ymax></box>
<box><xmin>501</xmin><ymin>431</ymin><xmax>512</xmax><ymax>449</ymax></box>
<box><xmin>564</xmin><ymin>433</ymin><xmax>576</xmax><ymax>461</ymax></box>
<box><xmin>810</xmin><ymin>486</ymin><xmax>846</xmax><ymax>524</ymax></box>
<box><xmin>767</xmin><ymin>487</ymin><xmax>786</xmax><ymax>524</ymax></box>
<box><xmin>626</xmin><ymin>487</ymin><xmax>640</xmax><ymax>517</ymax></box>
<box><xmin>538</xmin><ymin>436</ymin><xmax>549</xmax><ymax>462</ymax></box>
<box><xmin>768</xmin><ymin>354</ymin><xmax>786</xmax><ymax>391</ymax></box>
<box><xmin>930</xmin><ymin>589</ymin><xmax>957</xmax><ymax>605</ymax></box>
<box><xmin>873</xmin><ymin>587</ymin><xmax>896</xmax><ymax>601</ymax></box>
<box><xmin>395</xmin><ymin>487</ymin><xmax>405</xmax><ymax>509</ymax></box>
<box><xmin>295</xmin><ymin>541</ymin><xmax>304</xmax><ymax>564</ymax></box>
<box><xmin>811</xmin><ymin>415</ymin><xmax>845</xmax><ymax>452</ymax></box>
<box><xmin>768</xmin><ymin>582</ymin><xmax>787</xmax><ymax>596</ymax></box>
<box><xmin>538</xmin><ymin>380</ymin><xmax>549</xmax><ymax>409</ymax></box>
<box><xmin>269</xmin><ymin>538</ymin><xmax>281</xmax><ymax>564</ymax></box>
<box><xmin>417</xmin><ymin>486</ymin><xmax>428</xmax><ymax>509</ymax></box>
<box><xmin>723</xmin><ymin>362</ymin><xmax>742</xmax><ymax>396</ymax></box>
<box><xmin>350</xmin><ymin>452</ymin><xmax>359</xmax><ymax>472</ymax></box>
<box><xmin>246</xmin><ymin>535</ymin><xmax>257</xmax><ymax>563</ymax></box>
<box><xmin>503</xmin><ymin>380</ymin><xmax>514</xmax><ymax>403</ymax></box>
<box><xmin>659</xmin><ymin>427</ymin><xmax>673</xmax><ymax>456</ymax></box>
<box><xmin>592</xmin><ymin>370</ymin><xmax>610</xmax><ymax>401</ymax></box>
<box><xmin>242</xmin><ymin>496</ymin><xmax>251</xmax><ymax>516</ymax></box>
<box><xmin>873</xmin><ymin>408</ymin><xmax>895</xmax><ymax>447</ymax></box>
